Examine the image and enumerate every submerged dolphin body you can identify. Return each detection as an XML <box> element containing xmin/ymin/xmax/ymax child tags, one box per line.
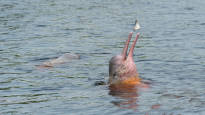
<box><xmin>37</xmin><ymin>53</ymin><xmax>80</xmax><ymax>68</ymax></box>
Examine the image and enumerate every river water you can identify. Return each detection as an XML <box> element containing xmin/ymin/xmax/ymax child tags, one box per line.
<box><xmin>0</xmin><ymin>0</ymin><xmax>205</xmax><ymax>115</ymax></box>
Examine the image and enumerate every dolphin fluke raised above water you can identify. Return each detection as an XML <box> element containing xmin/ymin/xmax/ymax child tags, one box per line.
<box><xmin>109</xmin><ymin>32</ymin><xmax>141</xmax><ymax>86</ymax></box>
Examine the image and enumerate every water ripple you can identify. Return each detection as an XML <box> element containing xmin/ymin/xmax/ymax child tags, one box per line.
<box><xmin>1</xmin><ymin>0</ymin><xmax>205</xmax><ymax>114</ymax></box>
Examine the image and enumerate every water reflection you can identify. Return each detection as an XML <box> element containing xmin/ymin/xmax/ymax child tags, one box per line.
<box><xmin>109</xmin><ymin>84</ymin><xmax>141</xmax><ymax>110</ymax></box>
<box><xmin>109</xmin><ymin>81</ymin><xmax>154</xmax><ymax>111</ymax></box>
